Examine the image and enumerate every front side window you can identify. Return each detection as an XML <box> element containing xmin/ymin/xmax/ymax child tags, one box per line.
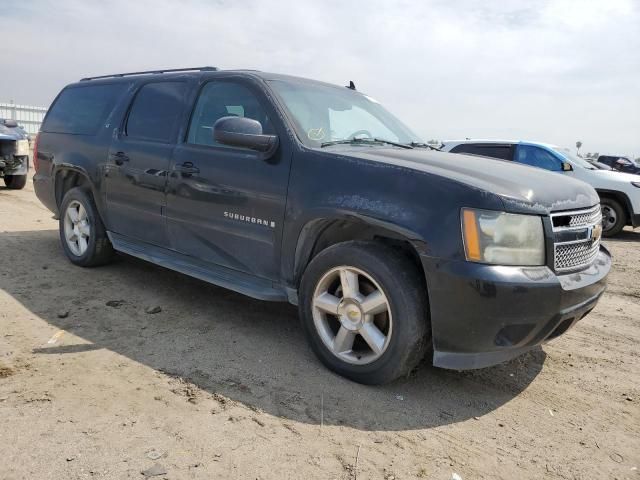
<box><xmin>187</xmin><ymin>82</ymin><xmax>275</xmax><ymax>148</ymax></box>
<box><xmin>126</xmin><ymin>82</ymin><xmax>186</xmax><ymax>143</ymax></box>
<box><xmin>516</xmin><ymin>145</ymin><xmax>563</xmax><ymax>171</ymax></box>
<box><xmin>268</xmin><ymin>79</ymin><xmax>421</xmax><ymax>147</ymax></box>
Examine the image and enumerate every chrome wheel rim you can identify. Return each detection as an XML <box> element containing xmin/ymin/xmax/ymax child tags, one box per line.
<box><xmin>601</xmin><ymin>205</ymin><xmax>617</xmax><ymax>232</ymax></box>
<box><xmin>63</xmin><ymin>200</ymin><xmax>90</xmax><ymax>256</ymax></box>
<box><xmin>311</xmin><ymin>266</ymin><xmax>392</xmax><ymax>365</ymax></box>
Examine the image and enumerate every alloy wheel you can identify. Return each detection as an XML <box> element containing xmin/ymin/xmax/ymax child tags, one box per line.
<box><xmin>311</xmin><ymin>266</ymin><xmax>392</xmax><ymax>365</ymax></box>
<box><xmin>601</xmin><ymin>205</ymin><xmax>617</xmax><ymax>232</ymax></box>
<box><xmin>63</xmin><ymin>200</ymin><xmax>91</xmax><ymax>256</ymax></box>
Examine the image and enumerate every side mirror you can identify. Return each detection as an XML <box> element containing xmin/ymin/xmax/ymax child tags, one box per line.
<box><xmin>213</xmin><ymin>116</ymin><xmax>278</xmax><ymax>154</ymax></box>
<box><xmin>2</xmin><ymin>119</ymin><xmax>18</xmax><ymax>128</ymax></box>
<box><xmin>561</xmin><ymin>162</ymin><xmax>573</xmax><ymax>172</ymax></box>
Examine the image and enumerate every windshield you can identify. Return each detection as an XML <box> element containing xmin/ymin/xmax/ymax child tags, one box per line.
<box><xmin>268</xmin><ymin>79</ymin><xmax>422</xmax><ymax>148</ymax></box>
<box><xmin>555</xmin><ymin>147</ymin><xmax>598</xmax><ymax>170</ymax></box>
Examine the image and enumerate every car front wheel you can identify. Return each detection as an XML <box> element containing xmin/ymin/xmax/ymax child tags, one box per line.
<box><xmin>299</xmin><ymin>241</ymin><xmax>429</xmax><ymax>384</ymax></box>
<box><xmin>3</xmin><ymin>174</ymin><xmax>27</xmax><ymax>189</ymax></box>
<box><xmin>601</xmin><ymin>198</ymin><xmax>626</xmax><ymax>237</ymax></box>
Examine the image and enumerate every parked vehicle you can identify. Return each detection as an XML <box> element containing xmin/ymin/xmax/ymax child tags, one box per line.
<box><xmin>34</xmin><ymin>68</ymin><xmax>611</xmax><ymax>384</ymax></box>
<box><xmin>597</xmin><ymin>155</ymin><xmax>640</xmax><ymax>175</ymax></box>
<box><xmin>0</xmin><ymin>118</ymin><xmax>30</xmax><ymax>189</ymax></box>
<box><xmin>442</xmin><ymin>140</ymin><xmax>640</xmax><ymax>237</ymax></box>
<box><xmin>586</xmin><ymin>159</ymin><xmax>613</xmax><ymax>170</ymax></box>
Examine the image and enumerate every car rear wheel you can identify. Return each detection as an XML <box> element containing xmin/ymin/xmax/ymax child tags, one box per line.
<box><xmin>299</xmin><ymin>241</ymin><xmax>429</xmax><ymax>384</ymax></box>
<box><xmin>59</xmin><ymin>187</ymin><xmax>114</xmax><ymax>267</ymax></box>
<box><xmin>3</xmin><ymin>174</ymin><xmax>27</xmax><ymax>189</ymax></box>
<box><xmin>600</xmin><ymin>198</ymin><xmax>626</xmax><ymax>237</ymax></box>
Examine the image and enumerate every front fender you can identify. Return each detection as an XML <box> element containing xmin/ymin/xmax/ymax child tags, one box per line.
<box><xmin>281</xmin><ymin>149</ymin><xmax>505</xmax><ymax>288</ymax></box>
<box><xmin>287</xmin><ymin>210</ymin><xmax>429</xmax><ymax>286</ymax></box>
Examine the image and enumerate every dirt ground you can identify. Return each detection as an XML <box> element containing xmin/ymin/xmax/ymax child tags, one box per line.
<box><xmin>0</xmin><ymin>175</ymin><xmax>638</xmax><ymax>480</ymax></box>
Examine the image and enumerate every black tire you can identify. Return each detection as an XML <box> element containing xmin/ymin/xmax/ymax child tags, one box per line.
<box><xmin>600</xmin><ymin>198</ymin><xmax>626</xmax><ymax>237</ymax></box>
<box><xmin>59</xmin><ymin>187</ymin><xmax>115</xmax><ymax>267</ymax></box>
<box><xmin>3</xmin><ymin>174</ymin><xmax>27</xmax><ymax>190</ymax></box>
<box><xmin>299</xmin><ymin>241</ymin><xmax>430</xmax><ymax>385</ymax></box>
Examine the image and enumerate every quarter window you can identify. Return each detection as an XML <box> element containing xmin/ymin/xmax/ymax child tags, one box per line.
<box><xmin>187</xmin><ymin>82</ymin><xmax>274</xmax><ymax>148</ymax></box>
<box><xmin>126</xmin><ymin>82</ymin><xmax>186</xmax><ymax>143</ymax></box>
<box><xmin>43</xmin><ymin>84</ymin><xmax>127</xmax><ymax>135</ymax></box>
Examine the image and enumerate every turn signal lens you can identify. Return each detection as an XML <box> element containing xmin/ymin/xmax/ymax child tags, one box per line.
<box><xmin>462</xmin><ymin>209</ymin><xmax>482</xmax><ymax>261</ymax></box>
<box><xmin>32</xmin><ymin>133</ymin><xmax>40</xmax><ymax>172</ymax></box>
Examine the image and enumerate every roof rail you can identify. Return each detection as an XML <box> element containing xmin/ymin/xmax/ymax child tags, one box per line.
<box><xmin>80</xmin><ymin>66</ymin><xmax>218</xmax><ymax>81</ymax></box>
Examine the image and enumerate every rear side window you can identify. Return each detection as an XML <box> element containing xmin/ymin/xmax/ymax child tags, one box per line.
<box><xmin>126</xmin><ymin>82</ymin><xmax>186</xmax><ymax>143</ymax></box>
<box><xmin>43</xmin><ymin>84</ymin><xmax>127</xmax><ymax>135</ymax></box>
<box><xmin>450</xmin><ymin>144</ymin><xmax>513</xmax><ymax>160</ymax></box>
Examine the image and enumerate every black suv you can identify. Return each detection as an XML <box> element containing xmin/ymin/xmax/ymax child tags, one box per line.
<box><xmin>597</xmin><ymin>155</ymin><xmax>640</xmax><ymax>175</ymax></box>
<box><xmin>34</xmin><ymin>67</ymin><xmax>611</xmax><ymax>384</ymax></box>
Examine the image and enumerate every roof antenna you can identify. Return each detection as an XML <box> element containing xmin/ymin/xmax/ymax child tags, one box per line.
<box><xmin>346</xmin><ymin>80</ymin><xmax>356</xmax><ymax>90</ymax></box>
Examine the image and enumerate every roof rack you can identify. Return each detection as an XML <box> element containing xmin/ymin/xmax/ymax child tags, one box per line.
<box><xmin>80</xmin><ymin>66</ymin><xmax>218</xmax><ymax>81</ymax></box>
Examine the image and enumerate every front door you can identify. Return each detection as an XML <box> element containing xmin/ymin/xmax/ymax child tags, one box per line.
<box><xmin>514</xmin><ymin>144</ymin><xmax>564</xmax><ymax>172</ymax></box>
<box><xmin>165</xmin><ymin>79</ymin><xmax>291</xmax><ymax>280</ymax></box>
<box><xmin>105</xmin><ymin>81</ymin><xmax>188</xmax><ymax>247</ymax></box>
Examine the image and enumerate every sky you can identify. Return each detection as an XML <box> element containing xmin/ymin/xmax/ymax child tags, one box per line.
<box><xmin>1</xmin><ymin>0</ymin><xmax>638</xmax><ymax>156</ymax></box>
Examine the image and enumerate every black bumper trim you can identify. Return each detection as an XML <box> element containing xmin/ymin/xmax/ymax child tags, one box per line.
<box><xmin>423</xmin><ymin>247</ymin><xmax>611</xmax><ymax>370</ymax></box>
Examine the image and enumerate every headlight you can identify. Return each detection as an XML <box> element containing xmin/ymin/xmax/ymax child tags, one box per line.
<box><xmin>461</xmin><ymin>208</ymin><xmax>545</xmax><ymax>266</ymax></box>
<box><xmin>632</xmin><ymin>181</ymin><xmax>640</xmax><ymax>188</ymax></box>
<box><xmin>16</xmin><ymin>139</ymin><xmax>30</xmax><ymax>156</ymax></box>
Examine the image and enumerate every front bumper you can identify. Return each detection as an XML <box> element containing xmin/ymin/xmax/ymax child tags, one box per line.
<box><xmin>422</xmin><ymin>246</ymin><xmax>611</xmax><ymax>370</ymax></box>
<box><xmin>0</xmin><ymin>155</ymin><xmax>28</xmax><ymax>176</ymax></box>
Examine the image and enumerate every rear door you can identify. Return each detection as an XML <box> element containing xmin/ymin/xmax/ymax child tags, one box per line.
<box><xmin>105</xmin><ymin>81</ymin><xmax>188</xmax><ymax>247</ymax></box>
<box><xmin>165</xmin><ymin>78</ymin><xmax>292</xmax><ymax>280</ymax></box>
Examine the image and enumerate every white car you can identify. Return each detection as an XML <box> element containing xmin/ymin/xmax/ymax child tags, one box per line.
<box><xmin>441</xmin><ymin>140</ymin><xmax>640</xmax><ymax>236</ymax></box>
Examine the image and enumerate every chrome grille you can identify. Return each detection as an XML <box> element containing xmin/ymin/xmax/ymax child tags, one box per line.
<box><xmin>551</xmin><ymin>205</ymin><xmax>602</xmax><ymax>272</ymax></box>
<box><xmin>555</xmin><ymin>241</ymin><xmax>600</xmax><ymax>271</ymax></box>
<box><xmin>567</xmin><ymin>206</ymin><xmax>602</xmax><ymax>228</ymax></box>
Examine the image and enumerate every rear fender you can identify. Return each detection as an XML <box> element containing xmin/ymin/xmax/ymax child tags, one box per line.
<box><xmin>54</xmin><ymin>164</ymin><xmax>107</xmax><ymax>222</ymax></box>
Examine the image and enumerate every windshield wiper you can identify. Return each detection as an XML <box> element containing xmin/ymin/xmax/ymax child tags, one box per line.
<box><xmin>321</xmin><ymin>138</ymin><xmax>413</xmax><ymax>149</ymax></box>
<box><xmin>408</xmin><ymin>142</ymin><xmax>441</xmax><ymax>151</ymax></box>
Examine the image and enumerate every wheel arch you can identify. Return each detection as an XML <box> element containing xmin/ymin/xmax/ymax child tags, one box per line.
<box><xmin>291</xmin><ymin>215</ymin><xmax>429</xmax><ymax>291</ymax></box>
<box><xmin>54</xmin><ymin>166</ymin><xmax>107</xmax><ymax>223</ymax></box>
<box><xmin>596</xmin><ymin>189</ymin><xmax>632</xmax><ymax>226</ymax></box>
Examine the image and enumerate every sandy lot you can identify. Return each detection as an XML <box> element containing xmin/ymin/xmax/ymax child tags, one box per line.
<box><xmin>0</xmin><ymin>176</ymin><xmax>638</xmax><ymax>480</ymax></box>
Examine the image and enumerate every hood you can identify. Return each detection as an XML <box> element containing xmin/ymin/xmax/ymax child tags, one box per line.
<box><xmin>329</xmin><ymin>146</ymin><xmax>599</xmax><ymax>214</ymax></box>
<box><xmin>589</xmin><ymin>169</ymin><xmax>640</xmax><ymax>182</ymax></box>
<box><xmin>0</xmin><ymin>123</ymin><xmax>29</xmax><ymax>141</ymax></box>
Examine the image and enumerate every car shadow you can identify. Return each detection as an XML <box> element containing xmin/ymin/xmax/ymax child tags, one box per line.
<box><xmin>1</xmin><ymin>229</ymin><xmax>545</xmax><ymax>431</ymax></box>
<box><xmin>604</xmin><ymin>227</ymin><xmax>640</xmax><ymax>243</ymax></box>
